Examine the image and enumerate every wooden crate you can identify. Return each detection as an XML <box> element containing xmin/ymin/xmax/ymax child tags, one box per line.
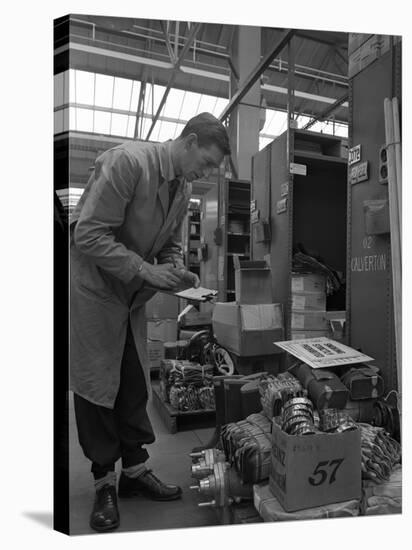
<box><xmin>151</xmin><ymin>382</ymin><xmax>216</xmax><ymax>434</ymax></box>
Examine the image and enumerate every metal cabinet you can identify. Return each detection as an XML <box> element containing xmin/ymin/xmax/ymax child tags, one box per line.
<box><xmin>251</xmin><ymin>129</ymin><xmax>348</xmax><ymax>339</ymax></box>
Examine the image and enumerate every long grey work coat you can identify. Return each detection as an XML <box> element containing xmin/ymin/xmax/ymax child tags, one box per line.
<box><xmin>70</xmin><ymin>140</ymin><xmax>191</xmax><ymax>408</ymax></box>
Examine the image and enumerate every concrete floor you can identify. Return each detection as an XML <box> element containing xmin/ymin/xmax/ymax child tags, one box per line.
<box><xmin>68</xmin><ymin>391</ymin><xmax>220</xmax><ymax>535</ymax></box>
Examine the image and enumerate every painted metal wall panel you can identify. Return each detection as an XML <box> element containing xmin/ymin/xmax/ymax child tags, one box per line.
<box><xmin>348</xmin><ymin>48</ymin><xmax>398</xmax><ymax>391</ymax></box>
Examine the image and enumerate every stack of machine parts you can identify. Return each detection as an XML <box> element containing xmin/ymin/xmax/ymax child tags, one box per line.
<box><xmin>358</xmin><ymin>423</ymin><xmax>401</xmax><ymax>482</ymax></box>
<box><xmin>361</xmin><ymin>465</ymin><xmax>402</xmax><ymax>516</ymax></box>
<box><xmin>290</xmin><ymin>361</ymin><xmax>401</xmax><ymax>442</ymax></box>
<box><xmin>274</xmin><ymin>401</ymin><xmax>357</xmax><ymax>437</ymax></box>
<box><xmin>259</xmin><ymin>372</ymin><xmax>307</xmax><ymax>419</ymax></box>
<box><xmin>220</xmin><ymin>413</ymin><xmax>272</xmax><ymax>484</ymax></box>
<box><xmin>159</xmin><ymin>359</ymin><xmax>215</xmax><ymax>411</ymax></box>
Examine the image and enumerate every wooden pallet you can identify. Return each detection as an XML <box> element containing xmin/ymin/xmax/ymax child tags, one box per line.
<box><xmin>231</xmin><ymin>502</ymin><xmax>263</xmax><ymax>524</ymax></box>
<box><xmin>151</xmin><ymin>382</ymin><xmax>216</xmax><ymax>434</ymax></box>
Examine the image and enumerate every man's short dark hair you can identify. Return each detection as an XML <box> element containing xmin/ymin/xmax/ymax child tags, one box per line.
<box><xmin>180</xmin><ymin>112</ymin><xmax>231</xmax><ymax>155</ymax></box>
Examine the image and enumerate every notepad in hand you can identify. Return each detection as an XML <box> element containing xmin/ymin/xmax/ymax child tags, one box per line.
<box><xmin>174</xmin><ymin>286</ymin><xmax>218</xmax><ymax>302</ymax></box>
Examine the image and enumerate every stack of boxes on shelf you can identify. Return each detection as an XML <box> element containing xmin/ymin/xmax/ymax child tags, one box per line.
<box><xmin>290</xmin><ymin>273</ymin><xmax>329</xmax><ymax>340</ymax></box>
<box><xmin>146</xmin><ymin>292</ymin><xmax>179</xmax><ymax>371</ymax></box>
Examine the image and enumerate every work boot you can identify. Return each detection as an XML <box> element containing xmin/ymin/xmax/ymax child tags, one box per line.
<box><xmin>89</xmin><ymin>484</ymin><xmax>120</xmax><ymax>532</ymax></box>
<box><xmin>118</xmin><ymin>470</ymin><xmax>182</xmax><ymax>501</ymax></box>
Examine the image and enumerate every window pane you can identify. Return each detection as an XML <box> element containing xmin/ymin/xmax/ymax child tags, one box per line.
<box><xmin>64</xmin><ymin>70</ymin><xmax>71</xmax><ymax>104</ymax></box>
<box><xmin>94</xmin><ymin>73</ymin><xmax>114</xmax><ymax>108</ymax></box>
<box><xmin>173</xmin><ymin>122</ymin><xmax>185</xmax><ymax>139</ymax></box>
<box><xmin>68</xmin><ymin>107</ymin><xmax>76</xmax><ymax>130</ymax></box>
<box><xmin>152</xmin><ymin>85</ymin><xmax>167</xmax><ymax>114</ymax></box>
<box><xmin>143</xmin><ymin>84</ymin><xmax>153</xmax><ymax>115</ymax></box>
<box><xmin>296</xmin><ymin>114</ymin><xmax>311</xmax><ymax>128</ymax></box>
<box><xmin>213</xmin><ymin>97</ymin><xmax>228</xmax><ymax>117</ymax></box>
<box><xmin>163</xmin><ymin>88</ymin><xmax>185</xmax><ymax>118</ymax></box>
<box><xmin>63</xmin><ymin>108</ymin><xmax>70</xmax><ymax>132</ymax></box>
<box><xmin>68</xmin><ymin>69</ymin><xmax>76</xmax><ymax>103</ymax></box>
<box><xmin>110</xmin><ymin>113</ymin><xmax>129</xmax><ymax>136</ymax></box>
<box><xmin>76</xmin><ymin>107</ymin><xmax>94</xmax><ymax>132</ymax></box>
<box><xmin>94</xmin><ymin>110</ymin><xmax>112</xmax><ymax>134</ymax></box>
<box><xmin>140</xmin><ymin>116</ymin><xmax>152</xmax><ymax>139</ymax></box>
<box><xmin>75</xmin><ymin>70</ymin><xmax>95</xmax><ymax>105</ymax></box>
<box><xmin>130</xmin><ymin>81</ymin><xmax>141</xmax><ymax>112</ymax></box>
<box><xmin>54</xmin><ymin>110</ymin><xmax>64</xmax><ymax>134</ymax></box>
<box><xmin>54</xmin><ymin>73</ymin><xmax>64</xmax><ymax>108</ymax></box>
<box><xmin>113</xmin><ymin>76</ymin><xmax>133</xmax><ymax>110</ymax></box>
<box><xmin>126</xmin><ymin>116</ymin><xmax>137</xmax><ymax>138</ymax></box>
<box><xmin>156</xmin><ymin>121</ymin><xmax>178</xmax><ymax>142</ymax></box>
<box><xmin>150</xmin><ymin>120</ymin><xmax>162</xmax><ymax>142</ymax></box>
<box><xmin>334</xmin><ymin>124</ymin><xmax>348</xmax><ymax>138</ymax></box>
<box><xmin>143</xmin><ymin>84</ymin><xmax>166</xmax><ymax>117</ymax></box>
<box><xmin>179</xmin><ymin>91</ymin><xmax>202</xmax><ymax>120</ymax></box>
<box><xmin>261</xmin><ymin>109</ymin><xmax>287</xmax><ymax>137</ymax></box>
<box><xmin>197</xmin><ymin>94</ymin><xmax>218</xmax><ymax>114</ymax></box>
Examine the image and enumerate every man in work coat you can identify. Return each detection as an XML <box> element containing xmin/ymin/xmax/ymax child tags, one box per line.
<box><xmin>70</xmin><ymin>112</ymin><xmax>231</xmax><ymax>532</ymax></box>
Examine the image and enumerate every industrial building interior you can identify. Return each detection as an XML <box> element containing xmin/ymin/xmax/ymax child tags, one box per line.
<box><xmin>54</xmin><ymin>15</ymin><xmax>402</xmax><ymax>536</ymax></box>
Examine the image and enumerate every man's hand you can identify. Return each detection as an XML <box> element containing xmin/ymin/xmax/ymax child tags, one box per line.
<box><xmin>139</xmin><ymin>262</ymin><xmax>183</xmax><ymax>290</ymax></box>
<box><xmin>180</xmin><ymin>270</ymin><xmax>200</xmax><ymax>289</ymax></box>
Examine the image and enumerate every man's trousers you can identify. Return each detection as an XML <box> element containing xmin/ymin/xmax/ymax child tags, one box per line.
<box><xmin>73</xmin><ymin>322</ymin><xmax>155</xmax><ymax>479</ymax></box>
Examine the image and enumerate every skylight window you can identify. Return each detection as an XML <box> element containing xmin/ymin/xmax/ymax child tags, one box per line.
<box><xmin>94</xmin><ymin>110</ymin><xmax>112</xmax><ymax>134</ymax></box>
<box><xmin>163</xmin><ymin>88</ymin><xmax>185</xmax><ymax>118</ymax></box>
<box><xmin>112</xmin><ymin>77</ymin><xmax>134</xmax><ymax>110</ymax></box>
<box><xmin>94</xmin><ymin>73</ymin><xmax>114</xmax><ymax>108</ymax></box>
<box><xmin>59</xmin><ymin>69</ymin><xmax>340</xmax><ymax>144</ymax></box>
<box><xmin>74</xmin><ymin>71</ymin><xmax>95</xmax><ymax>105</ymax></box>
<box><xmin>179</xmin><ymin>91</ymin><xmax>202</xmax><ymax>120</ymax></box>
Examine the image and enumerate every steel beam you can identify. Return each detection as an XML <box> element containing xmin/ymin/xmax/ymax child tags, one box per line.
<box><xmin>287</xmin><ymin>36</ymin><xmax>296</xmax><ymax>128</ymax></box>
<box><xmin>160</xmin><ymin>20</ymin><xmax>176</xmax><ymax>64</ymax></box>
<box><xmin>302</xmin><ymin>92</ymin><xmax>348</xmax><ymax>129</ymax></box>
<box><xmin>219</xmin><ymin>29</ymin><xmax>294</xmax><ymax>122</ymax></box>
<box><xmin>145</xmin><ymin>22</ymin><xmax>202</xmax><ymax>141</ymax></box>
<box><xmin>227</xmin><ymin>57</ymin><xmax>239</xmax><ymax>82</ymax></box>
<box><xmin>134</xmin><ymin>79</ymin><xmax>146</xmax><ymax>138</ymax></box>
<box><xmin>294</xmin><ymin>30</ymin><xmax>347</xmax><ymax>49</ymax></box>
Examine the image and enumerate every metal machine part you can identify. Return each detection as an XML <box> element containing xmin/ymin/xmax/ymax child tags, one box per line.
<box><xmin>281</xmin><ymin>396</ymin><xmax>317</xmax><ymax>435</ymax></box>
<box><xmin>319</xmin><ymin>408</ymin><xmax>357</xmax><ymax>433</ymax></box>
<box><xmin>190</xmin><ymin>462</ymin><xmax>253</xmax><ymax>508</ymax></box>
<box><xmin>190</xmin><ymin>448</ymin><xmax>227</xmax><ymax>479</ymax></box>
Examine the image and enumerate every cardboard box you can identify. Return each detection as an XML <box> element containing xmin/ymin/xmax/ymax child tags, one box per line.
<box><xmin>348</xmin><ymin>34</ymin><xmax>391</xmax><ymax>78</ymax></box>
<box><xmin>270</xmin><ymin>420</ymin><xmax>361</xmax><ymax>512</ymax></box>
<box><xmin>291</xmin><ymin>330</ymin><xmax>329</xmax><ymax>340</ymax></box>
<box><xmin>254</xmin><ymin>482</ymin><xmax>360</xmax><ymax>522</ymax></box>
<box><xmin>145</xmin><ymin>292</ymin><xmax>179</xmax><ymax>319</ymax></box>
<box><xmin>146</xmin><ymin>340</ymin><xmax>165</xmax><ymax>369</ymax></box>
<box><xmin>178</xmin><ymin>304</ymin><xmax>212</xmax><ymax>327</ymax></box>
<box><xmin>147</xmin><ymin>319</ymin><xmax>177</xmax><ymax>342</ymax></box>
<box><xmin>291</xmin><ymin>273</ymin><xmax>326</xmax><ymax>293</ymax></box>
<box><xmin>291</xmin><ymin>310</ymin><xmax>328</xmax><ymax>331</ymax></box>
<box><xmin>291</xmin><ymin>291</ymin><xmax>326</xmax><ymax>311</ymax></box>
<box><xmin>234</xmin><ymin>258</ymin><xmax>272</xmax><ymax>305</ymax></box>
<box><xmin>348</xmin><ymin>32</ymin><xmax>374</xmax><ymax>55</ymax></box>
<box><xmin>212</xmin><ymin>302</ymin><xmax>284</xmax><ymax>357</ymax></box>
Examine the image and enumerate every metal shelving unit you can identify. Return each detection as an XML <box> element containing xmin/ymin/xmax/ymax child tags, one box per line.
<box><xmin>216</xmin><ymin>178</ymin><xmax>251</xmax><ymax>302</ymax></box>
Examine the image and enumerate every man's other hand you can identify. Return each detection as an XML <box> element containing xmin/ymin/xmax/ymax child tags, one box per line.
<box><xmin>139</xmin><ymin>263</ymin><xmax>182</xmax><ymax>290</ymax></box>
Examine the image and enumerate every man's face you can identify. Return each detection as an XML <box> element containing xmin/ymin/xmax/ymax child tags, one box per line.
<box><xmin>180</xmin><ymin>136</ymin><xmax>224</xmax><ymax>182</ymax></box>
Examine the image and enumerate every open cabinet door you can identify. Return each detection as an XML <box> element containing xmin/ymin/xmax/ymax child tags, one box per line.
<box><xmin>200</xmin><ymin>183</ymin><xmax>219</xmax><ymax>313</ymax></box>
